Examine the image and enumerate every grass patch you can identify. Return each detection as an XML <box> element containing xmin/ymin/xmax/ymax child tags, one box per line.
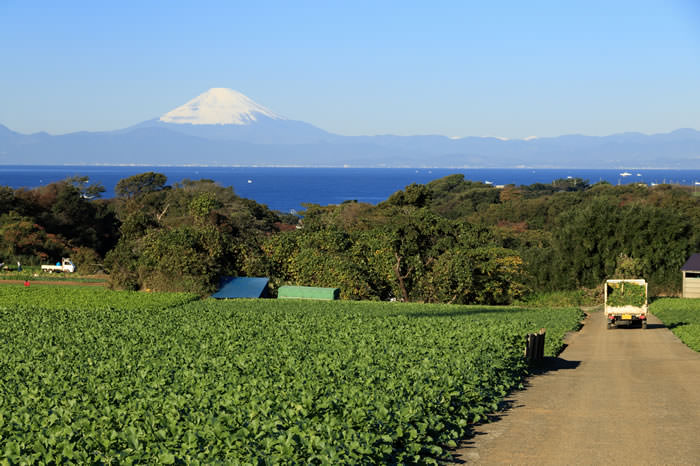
<box><xmin>651</xmin><ymin>298</ymin><xmax>700</xmax><ymax>352</ymax></box>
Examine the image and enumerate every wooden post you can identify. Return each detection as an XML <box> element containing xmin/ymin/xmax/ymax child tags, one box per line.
<box><xmin>537</xmin><ymin>328</ymin><xmax>546</xmax><ymax>360</ymax></box>
<box><xmin>526</xmin><ymin>333</ymin><xmax>535</xmax><ymax>364</ymax></box>
<box><xmin>525</xmin><ymin>329</ymin><xmax>546</xmax><ymax>364</ymax></box>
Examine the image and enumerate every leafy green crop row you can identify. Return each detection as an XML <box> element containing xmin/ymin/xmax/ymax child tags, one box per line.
<box><xmin>0</xmin><ymin>284</ymin><xmax>199</xmax><ymax>312</ymax></box>
<box><xmin>0</xmin><ymin>272</ymin><xmax>106</xmax><ymax>283</ymax></box>
<box><xmin>0</xmin><ymin>289</ymin><xmax>582</xmax><ymax>464</ymax></box>
<box><xmin>651</xmin><ymin>298</ymin><xmax>700</xmax><ymax>352</ymax></box>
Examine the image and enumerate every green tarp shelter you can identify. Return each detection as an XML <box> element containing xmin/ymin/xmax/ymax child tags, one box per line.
<box><xmin>277</xmin><ymin>286</ymin><xmax>340</xmax><ymax>300</ymax></box>
<box><xmin>211</xmin><ymin>277</ymin><xmax>269</xmax><ymax>299</ymax></box>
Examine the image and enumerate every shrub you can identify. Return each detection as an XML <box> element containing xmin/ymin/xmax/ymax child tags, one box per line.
<box><xmin>70</xmin><ymin>247</ymin><xmax>103</xmax><ymax>275</ymax></box>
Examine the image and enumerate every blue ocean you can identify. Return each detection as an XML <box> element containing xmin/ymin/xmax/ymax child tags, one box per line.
<box><xmin>1</xmin><ymin>166</ymin><xmax>699</xmax><ymax>213</ymax></box>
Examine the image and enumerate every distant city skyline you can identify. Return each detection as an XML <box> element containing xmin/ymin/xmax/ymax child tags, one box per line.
<box><xmin>1</xmin><ymin>1</ymin><xmax>699</xmax><ymax>139</ymax></box>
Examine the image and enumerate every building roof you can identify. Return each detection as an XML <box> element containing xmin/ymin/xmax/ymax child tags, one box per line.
<box><xmin>211</xmin><ymin>276</ymin><xmax>269</xmax><ymax>299</ymax></box>
<box><xmin>681</xmin><ymin>253</ymin><xmax>700</xmax><ymax>272</ymax></box>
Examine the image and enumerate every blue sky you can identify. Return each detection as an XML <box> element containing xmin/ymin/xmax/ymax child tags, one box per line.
<box><xmin>1</xmin><ymin>1</ymin><xmax>698</xmax><ymax>138</ymax></box>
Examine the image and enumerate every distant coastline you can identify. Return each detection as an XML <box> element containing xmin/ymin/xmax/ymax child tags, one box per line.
<box><xmin>0</xmin><ymin>163</ymin><xmax>697</xmax><ymax>170</ymax></box>
<box><xmin>2</xmin><ymin>166</ymin><xmax>699</xmax><ymax>213</ymax></box>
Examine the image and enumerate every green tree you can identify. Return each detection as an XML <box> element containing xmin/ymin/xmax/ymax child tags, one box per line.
<box><xmin>106</xmin><ymin>177</ymin><xmax>286</xmax><ymax>293</ymax></box>
<box><xmin>65</xmin><ymin>175</ymin><xmax>106</xmax><ymax>199</ymax></box>
<box><xmin>0</xmin><ymin>213</ymin><xmax>69</xmax><ymax>263</ymax></box>
<box><xmin>189</xmin><ymin>192</ymin><xmax>223</xmax><ymax>225</ymax></box>
<box><xmin>0</xmin><ymin>186</ymin><xmax>15</xmax><ymax>216</ymax></box>
<box><xmin>115</xmin><ymin>172</ymin><xmax>168</xmax><ymax>199</ymax></box>
<box><xmin>613</xmin><ymin>253</ymin><xmax>644</xmax><ymax>279</ymax></box>
<box><xmin>137</xmin><ymin>225</ymin><xmax>234</xmax><ymax>294</ymax></box>
<box><xmin>549</xmin><ymin>199</ymin><xmax>693</xmax><ymax>291</ymax></box>
<box><xmin>384</xmin><ymin>183</ymin><xmax>432</xmax><ymax>208</ymax></box>
<box><xmin>416</xmin><ymin>223</ymin><xmax>527</xmax><ymax>304</ymax></box>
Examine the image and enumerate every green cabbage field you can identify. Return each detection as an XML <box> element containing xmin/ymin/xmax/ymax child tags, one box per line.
<box><xmin>0</xmin><ymin>286</ymin><xmax>199</xmax><ymax>312</ymax></box>
<box><xmin>651</xmin><ymin>298</ymin><xmax>700</xmax><ymax>352</ymax></box>
<box><xmin>0</xmin><ymin>285</ymin><xmax>582</xmax><ymax>463</ymax></box>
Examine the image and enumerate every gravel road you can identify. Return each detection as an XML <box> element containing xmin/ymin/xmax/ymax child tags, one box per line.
<box><xmin>454</xmin><ymin>310</ymin><xmax>700</xmax><ymax>465</ymax></box>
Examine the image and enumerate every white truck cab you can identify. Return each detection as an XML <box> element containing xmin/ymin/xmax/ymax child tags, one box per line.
<box><xmin>41</xmin><ymin>258</ymin><xmax>76</xmax><ymax>273</ymax></box>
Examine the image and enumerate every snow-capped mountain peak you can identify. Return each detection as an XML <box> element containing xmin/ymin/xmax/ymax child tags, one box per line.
<box><xmin>159</xmin><ymin>88</ymin><xmax>284</xmax><ymax>125</ymax></box>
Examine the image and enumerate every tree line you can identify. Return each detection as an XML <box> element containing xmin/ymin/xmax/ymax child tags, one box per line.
<box><xmin>1</xmin><ymin>172</ymin><xmax>697</xmax><ymax>301</ymax></box>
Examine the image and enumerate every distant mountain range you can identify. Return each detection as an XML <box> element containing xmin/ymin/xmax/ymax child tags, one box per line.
<box><xmin>1</xmin><ymin>88</ymin><xmax>699</xmax><ymax>168</ymax></box>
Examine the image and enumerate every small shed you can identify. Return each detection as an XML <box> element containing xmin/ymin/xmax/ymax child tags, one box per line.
<box><xmin>211</xmin><ymin>277</ymin><xmax>270</xmax><ymax>299</ymax></box>
<box><xmin>277</xmin><ymin>286</ymin><xmax>340</xmax><ymax>300</ymax></box>
<box><xmin>681</xmin><ymin>254</ymin><xmax>700</xmax><ymax>298</ymax></box>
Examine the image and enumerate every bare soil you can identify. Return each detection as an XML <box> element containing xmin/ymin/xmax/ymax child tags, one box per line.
<box><xmin>453</xmin><ymin>311</ymin><xmax>700</xmax><ymax>465</ymax></box>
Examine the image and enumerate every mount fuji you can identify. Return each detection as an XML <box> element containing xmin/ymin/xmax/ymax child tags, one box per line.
<box><xmin>0</xmin><ymin>88</ymin><xmax>699</xmax><ymax>167</ymax></box>
<box><xmin>161</xmin><ymin>87</ymin><xmax>284</xmax><ymax>125</ymax></box>
<box><xmin>127</xmin><ymin>88</ymin><xmax>336</xmax><ymax>145</ymax></box>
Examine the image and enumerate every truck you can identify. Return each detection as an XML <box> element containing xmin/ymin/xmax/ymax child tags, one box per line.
<box><xmin>41</xmin><ymin>258</ymin><xmax>76</xmax><ymax>273</ymax></box>
<box><xmin>605</xmin><ymin>279</ymin><xmax>648</xmax><ymax>329</ymax></box>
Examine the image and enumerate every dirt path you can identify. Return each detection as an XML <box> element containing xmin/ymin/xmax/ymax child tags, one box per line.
<box><xmin>453</xmin><ymin>311</ymin><xmax>700</xmax><ymax>465</ymax></box>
